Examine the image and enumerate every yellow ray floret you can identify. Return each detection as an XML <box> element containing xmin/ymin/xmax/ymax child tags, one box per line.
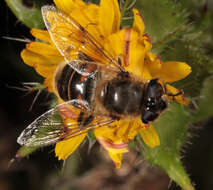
<box><xmin>55</xmin><ymin>133</ymin><xmax>87</xmax><ymax>160</ymax></box>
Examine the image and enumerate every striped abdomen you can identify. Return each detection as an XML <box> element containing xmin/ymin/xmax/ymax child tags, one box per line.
<box><xmin>55</xmin><ymin>63</ymin><xmax>98</xmax><ymax>107</ymax></box>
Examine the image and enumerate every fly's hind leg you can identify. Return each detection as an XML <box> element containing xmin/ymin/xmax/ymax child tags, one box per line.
<box><xmin>168</xmin><ymin>90</ymin><xmax>184</xmax><ymax>101</ymax></box>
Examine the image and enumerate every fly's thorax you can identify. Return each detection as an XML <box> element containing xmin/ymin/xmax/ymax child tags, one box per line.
<box><xmin>98</xmin><ymin>79</ymin><xmax>145</xmax><ymax>117</ymax></box>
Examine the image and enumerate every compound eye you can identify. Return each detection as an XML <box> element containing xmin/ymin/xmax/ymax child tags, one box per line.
<box><xmin>146</xmin><ymin>98</ymin><xmax>157</xmax><ymax>111</ymax></box>
<box><xmin>159</xmin><ymin>100</ymin><xmax>167</xmax><ymax>110</ymax></box>
<box><xmin>147</xmin><ymin>98</ymin><xmax>156</xmax><ymax>106</ymax></box>
<box><xmin>141</xmin><ymin>111</ymin><xmax>159</xmax><ymax>124</ymax></box>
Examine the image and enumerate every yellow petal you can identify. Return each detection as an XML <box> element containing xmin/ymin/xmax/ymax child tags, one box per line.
<box><xmin>69</xmin><ymin>5</ymin><xmax>100</xmax><ymax>41</ymax></box>
<box><xmin>54</xmin><ymin>0</ymin><xmax>100</xmax><ymax>39</ymax></box>
<box><xmin>97</xmin><ymin>137</ymin><xmax>129</xmax><ymax>153</ymax></box>
<box><xmin>140</xmin><ymin>66</ymin><xmax>153</xmax><ymax>80</ymax></box>
<box><xmin>159</xmin><ymin>61</ymin><xmax>192</xmax><ymax>82</ymax></box>
<box><xmin>145</xmin><ymin>52</ymin><xmax>162</xmax><ymax>77</ymax></box>
<box><xmin>104</xmin><ymin>29</ymin><xmax>124</xmax><ymax>60</ymax></box>
<box><xmin>111</xmin><ymin>0</ymin><xmax>121</xmax><ymax>32</ymax></box>
<box><xmin>44</xmin><ymin>77</ymin><xmax>55</xmax><ymax>92</ymax></box>
<box><xmin>53</xmin><ymin>1</ymin><xmax>100</xmax><ymax>42</ymax></box>
<box><xmin>21</xmin><ymin>49</ymin><xmax>60</xmax><ymax>67</ymax></box>
<box><xmin>166</xmin><ymin>84</ymin><xmax>189</xmax><ymax>106</ymax></box>
<box><xmin>99</xmin><ymin>0</ymin><xmax>120</xmax><ymax>37</ymax></box>
<box><xmin>120</xmin><ymin>29</ymin><xmax>151</xmax><ymax>79</ymax></box>
<box><xmin>115</xmin><ymin>120</ymin><xmax>139</xmax><ymax>142</ymax></box>
<box><xmin>108</xmin><ymin>151</ymin><xmax>123</xmax><ymax>169</ymax></box>
<box><xmin>139</xmin><ymin>125</ymin><xmax>160</xmax><ymax>148</ymax></box>
<box><xmin>54</xmin><ymin>0</ymin><xmax>86</xmax><ymax>13</ymax></box>
<box><xmin>127</xmin><ymin>30</ymin><xmax>151</xmax><ymax>79</ymax></box>
<box><xmin>55</xmin><ymin>133</ymin><xmax>87</xmax><ymax>160</ymax></box>
<box><xmin>105</xmin><ymin>29</ymin><xmax>151</xmax><ymax>80</ymax></box>
<box><xmin>94</xmin><ymin>125</ymin><xmax>120</xmax><ymax>143</ymax></box>
<box><xmin>34</xmin><ymin>64</ymin><xmax>57</xmax><ymax>77</ymax></box>
<box><xmin>94</xmin><ymin>120</ymin><xmax>140</xmax><ymax>145</ymax></box>
<box><xmin>31</xmin><ymin>29</ymin><xmax>52</xmax><ymax>44</ymax></box>
<box><xmin>83</xmin><ymin>4</ymin><xmax>99</xmax><ymax>23</ymax></box>
<box><xmin>107</xmin><ymin>147</ymin><xmax>129</xmax><ymax>154</ymax></box>
<box><xmin>21</xmin><ymin>49</ymin><xmax>59</xmax><ymax>92</ymax></box>
<box><xmin>133</xmin><ymin>8</ymin><xmax>145</xmax><ymax>36</ymax></box>
<box><xmin>26</xmin><ymin>42</ymin><xmax>62</xmax><ymax>59</ymax></box>
<box><xmin>142</xmin><ymin>34</ymin><xmax>152</xmax><ymax>51</ymax></box>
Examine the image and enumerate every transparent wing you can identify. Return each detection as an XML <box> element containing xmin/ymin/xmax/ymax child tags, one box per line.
<box><xmin>41</xmin><ymin>5</ymin><xmax>123</xmax><ymax>73</ymax></box>
<box><xmin>64</xmin><ymin>59</ymin><xmax>119</xmax><ymax>77</ymax></box>
<box><xmin>17</xmin><ymin>100</ymin><xmax>114</xmax><ymax>147</ymax></box>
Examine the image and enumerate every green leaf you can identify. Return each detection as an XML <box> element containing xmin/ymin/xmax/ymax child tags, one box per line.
<box><xmin>161</xmin><ymin>39</ymin><xmax>212</xmax><ymax>97</ymax></box>
<box><xmin>120</xmin><ymin>0</ymin><xmax>134</xmax><ymax>27</ymax></box>
<box><xmin>191</xmin><ymin>75</ymin><xmax>213</xmax><ymax>122</ymax></box>
<box><xmin>135</xmin><ymin>0</ymin><xmax>187</xmax><ymax>53</ymax></box>
<box><xmin>132</xmin><ymin>0</ymin><xmax>213</xmax><ymax>97</ymax></box>
<box><xmin>140</xmin><ymin>102</ymin><xmax>194</xmax><ymax>190</ymax></box>
<box><xmin>156</xmin><ymin>1</ymin><xmax>213</xmax><ymax>97</ymax></box>
<box><xmin>15</xmin><ymin>145</ymin><xmax>39</xmax><ymax>159</ymax></box>
<box><xmin>5</xmin><ymin>0</ymin><xmax>45</xmax><ymax>28</ymax></box>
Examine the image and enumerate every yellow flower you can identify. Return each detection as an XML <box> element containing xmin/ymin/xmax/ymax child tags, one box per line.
<box><xmin>21</xmin><ymin>0</ymin><xmax>191</xmax><ymax>168</ymax></box>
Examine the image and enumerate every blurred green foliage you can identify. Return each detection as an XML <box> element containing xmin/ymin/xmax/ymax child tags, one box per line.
<box><xmin>191</xmin><ymin>76</ymin><xmax>213</xmax><ymax>122</ymax></box>
<box><xmin>5</xmin><ymin>0</ymin><xmax>49</xmax><ymax>28</ymax></box>
<box><xmin>121</xmin><ymin>1</ymin><xmax>213</xmax><ymax>189</ymax></box>
<box><xmin>140</xmin><ymin>102</ymin><xmax>193</xmax><ymax>190</ymax></box>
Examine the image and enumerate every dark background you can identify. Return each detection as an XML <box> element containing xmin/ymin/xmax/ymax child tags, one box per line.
<box><xmin>1</xmin><ymin>1</ymin><xmax>213</xmax><ymax>190</ymax></box>
<box><xmin>0</xmin><ymin>1</ymin><xmax>61</xmax><ymax>190</ymax></box>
